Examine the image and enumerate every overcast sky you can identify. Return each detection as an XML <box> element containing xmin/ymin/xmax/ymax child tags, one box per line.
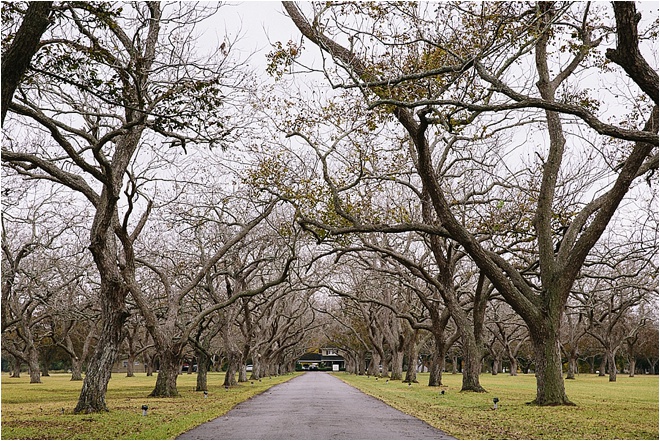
<box><xmin>209</xmin><ymin>1</ymin><xmax>301</xmax><ymax>70</ymax></box>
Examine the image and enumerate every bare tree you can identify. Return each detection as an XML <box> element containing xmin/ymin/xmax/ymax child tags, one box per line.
<box><xmin>129</xmin><ymin>197</ymin><xmax>294</xmax><ymax>396</ymax></box>
<box><xmin>47</xmin><ymin>270</ymin><xmax>100</xmax><ymax>382</ymax></box>
<box><xmin>2</xmin><ymin>2</ymin><xmax>253</xmax><ymax>412</ymax></box>
<box><xmin>2</xmin><ymin>180</ymin><xmax>86</xmax><ymax>383</ymax></box>
<box><xmin>486</xmin><ymin>300</ymin><xmax>529</xmax><ymax>376</ymax></box>
<box><xmin>281</xmin><ymin>1</ymin><xmax>657</xmax><ymax>405</ymax></box>
<box><xmin>560</xmin><ymin>306</ymin><xmax>589</xmax><ymax>380</ymax></box>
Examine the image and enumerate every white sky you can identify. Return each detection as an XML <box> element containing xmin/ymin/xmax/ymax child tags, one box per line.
<box><xmin>208</xmin><ymin>1</ymin><xmax>302</xmax><ymax>70</ymax></box>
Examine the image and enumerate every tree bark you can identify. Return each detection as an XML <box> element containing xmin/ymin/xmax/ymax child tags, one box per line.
<box><xmin>428</xmin><ymin>332</ymin><xmax>450</xmax><ymax>387</ymax></box>
<box><xmin>11</xmin><ymin>357</ymin><xmax>21</xmax><ymax>378</ymax></box>
<box><xmin>566</xmin><ymin>351</ymin><xmax>578</xmax><ymax>380</ymax></box>
<box><xmin>149</xmin><ymin>349</ymin><xmax>181</xmax><ymax>397</ymax></box>
<box><xmin>250</xmin><ymin>356</ymin><xmax>262</xmax><ymax>381</ymax></box>
<box><xmin>223</xmin><ymin>351</ymin><xmax>240</xmax><ymax>387</ymax></box>
<box><xmin>428</xmin><ymin>351</ymin><xmax>442</xmax><ymax>386</ymax></box>
<box><xmin>608</xmin><ymin>350</ymin><xmax>618</xmax><ymax>382</ymax></box>
<box><xmin>530</xmin><ymin>327</ymin><xmax>573</xmax><ymax>406</ymax></box>
<box><xmin>599</xmin><ymin>356</ymin><xmax>607</xmax><ymax>376</ymax></box>
<box><xmin>403</xmin><ymin>341</ymin><xmax>418</xmax><ymax>383</ymax></box>
<box><xmin>238</xmin><ymin>364</ymin><xmax>248</xmax><ymax>382</ymax></box>
<box><xmin>41</xmin><ymin>359</ymin><xmax>50</xmax><ymax>377</ymax></box>
<box><xmin>628</xmin><ymin>358</ymin><xmax>636</xmax><ymax>377</ymax></box>
<box><xmin>492</xmin><ymin>356</ymin><xmax>501</xmax><ymax>375</ymax></box>
<box><xmin>145</xmin><ymin>353</ymin><xmax>154</xmax><ymax>376</ymax></box>
<box><xmin>390</xmin><ymin>347</ymin><xmax>404</xmax><ymax>380</ymax></box>
<box><xmin>74</xmin><ymin>294</ymin><xmax>129</xmax><ymax>413</ymax></box>
<box><xmin>451</xmin><ymin>306</ymin><xmax>485</xmax><ymax>392</ymax></box>
<box><xmin>71</xmin><ymin>357</ymin><xmax>83</xmax><ymax>381</ymax></box>
<box><xmin>196</xmin><ymin>351</ymin><xmax>209</xmax><ymax>392</ymax></box>
<box><xmin>27</xmin><ymin>345</ymin><xmax>41</xmax><ymax>383</ymax></box>
<box><xmin>367</xmin><ymin>351</ymin><xmax>380</xmax><ymax>376</ymax></box>
<box><xmin>357</xmin><ymin>352</ymin><xmax>366</xmax><ymax>375</ymax></box>
<box><xmin>509</xmin><ymin>356</ymin><xmax>518</xmax><ymax>376</ymax></box>
<box><xmin>606</xmin><ymin>2</ymin><xmax>659</xmax><ymax>104</ymax></box>
<box><xmin>1</xmin><ymin>2</ymin><xmax>53</xmax><ymax>126</ymax></box>
<box><xmin>126</xmin><ymin>354</ymin><xmax>135</xmax><ymax>377</ymax></box>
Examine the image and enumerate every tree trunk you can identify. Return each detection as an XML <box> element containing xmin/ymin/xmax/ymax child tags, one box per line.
<box><xmin>628</xmin><ymin>357</ymin><xmax>636</xmax><ymax>378</ymax></box>
<box><xmin>367</xmin><ymin>352</ymin><xmax>380</xmax><ymax>376</ymax></box>
<box><xmin>250</xmin><ymin>356</ymin><xmax>261</xmax><ymax>381</ymax></box>
<box><xmin>442</xmin><ymin>287</ymin><xmax>485</xmax><ymax>392</ymax></box>
<box><xmin>509</xmin><ymin>356</ymin><xmax>518</xmax><ymax>376</ymax></box>
<box><xmin>71</xmin><ymin>357</ymin><xmax>83</xmax><ymax>381</ymax></box>
<box><xmin>428</xmin><ymin>352</ymin><xmax>442</xmax><ymax>386</ymax></box>
<box><xmin>461</xmin><ymin>344</ymin><xmax>484</xmax><ymax>392</ymax></box>
<box><xmin>149</xmin><ymin>349</ymin><xmax>181</xmax><ymax>397</ymax></box>
<box><xmin>238</xmin><ymin>364</ymin><xmax>248</xmax><ymax>382</ymax></box>
<box><xmin>41</xmin><ymin>359</ymin><xmax>50</xmax><ymax>377</ymax></box>
<box><xmin>608</xmin><ymin>350</ymin><xmax>617</xmax><ymax>382</ymax></box>
<box><xmin>586</xmin><ymin>356</ymin><xmax>594</xmax><ymax>374</ymax></box>
<box><xmin>1</xmin><ymin>1</ymin><xmax>53</xmax><ymax>126</ymax></box>
<box><xmin>530</xmin><ymin>330</ymin><xmax>574</xmax><ymax>406</ymax></box>
<box><xmin>566</xmin><ymin>349</ymin><xmax>578</xmax><ymax>380</ymax></box>
<box><xmin>27</xmin><ymin>345</ymin><xmax>41</xmax><ymax>384</ymax></box>
<box><xmin>382</xmin><ymin>355</ymin><xmax>391</xmax><ymax>378</ymax></box>
<box><xmin>492</xmin><ymin>356</ymin><xmax>500</xmax><ymax>375</ymax></box>
<box><xmin>451</xmin><ymin>354</ymin><xmax>458</xmax><ymax>374</ymax></box>
<box><xmin>145</xmin><ymin>354</ymin><xmax>154</xmax><ymax>376</ymax></box>
<box><xmin>357</xmin><ymin>352</ymin><xmax>366</xmax><ymax>375</ymax></box>
<box><xmin>223</xmin><ymin>351</ymin><xmax>240</xmax><ymax>387</ymax></box>
<box><xmin>9</xmin><ymin>355</ymin><xmax>21</xmax><ymax>378</ymax></box>
<box><xmin>428</xmin><ymin>334</ymin><xmax>446</xmax><ymax>387</ymax></box>
<box><xmin>390</xmin><ymin>350</ymin><xmax>403</xmax><ymax>380</ymax></box>
<box><xmin>40</xmin><ymin>353</ymin><xmax>50</xmax><ymax>377</ymax></box>
<box><xmin>196</xmin><ymin>351</ymin><xmax>209</xmax><ymax>392</ymax></box>
<box><xmin>126</xmin><ymin>354</ymin><xmax>135</xmax><ymax>377</ymax></box>
<box><xmin>260</xmin><ymin>361</ymin><xmax>270</xmax><ymax>378</ymax></box>
<box><xmin>74</xmin><ymin>299</ymin><xmax>128</xmax><ymax>413</ymax></box>
<box><xmin>344</xmin><ymin>353</ymin><xmax>355</xmax><ymax>374</ymax></box>
<box><xmin>451</xmin><ymin>322</ymin><xmax>485</xmax><ymax>392</ymax></box>
<box><xmin>403</xmin><ymin>342</ymin><xmax>418</xmax><ymax>383</ymax></box>
<box><xmin>599</xmin><ymin>356</ymin><xmax>607</xmax><ymax>376</ymax></box>
<box><xmin>374</xmin><ymin>348</ymin><xmax>386</xmax><ymax>377</ymax></box>
<box><xmin>74</xmin><ymin>219</ymin><xmax>132</xmax><ymax>416</ymax></box>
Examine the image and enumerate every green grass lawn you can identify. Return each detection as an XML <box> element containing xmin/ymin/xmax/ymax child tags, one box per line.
<box><xmin>335</xmin><ymin>372</ymin><xmax>659</xmax><ymax>439</ymax></box>
<box><xmin>3</xmin><ymin>371</ymin><xmax>657</xmax><ymax>439</ymax></box>
<box><xmin>1</xmin><ymin>371</ymin><xmax>299</xmax><ymax>439</ymax></box>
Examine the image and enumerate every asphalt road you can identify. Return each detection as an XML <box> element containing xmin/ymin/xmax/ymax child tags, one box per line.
<box><xmin>176</xmin><ymin>372</ymin><xmax>455</xmax><ymax>440</ymax></box>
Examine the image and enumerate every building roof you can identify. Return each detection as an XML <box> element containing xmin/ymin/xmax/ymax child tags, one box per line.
<box><xmin>298</xmin><ymin>353</ymin><xmax>322</xmax><ymax>362</ymax></box>
<box><xmin>297</xmin><ymin>352</ymin><xmax>345</xmax><ymax>363</ymax></box>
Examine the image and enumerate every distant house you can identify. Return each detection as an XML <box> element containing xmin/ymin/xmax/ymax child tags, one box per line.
<box><xmin>297</xmin><ymin>348</ymin><xmax>345</xmax><ymax>371</ymax></box>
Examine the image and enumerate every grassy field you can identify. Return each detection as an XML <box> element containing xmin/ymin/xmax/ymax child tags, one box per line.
<box><xmin>1</xmin><ymin>371</ymin><xmax>299</xmax><ymax>439</ymax></box>
<box><xmin>335</xmin><ymin>372</ymin><xmax>659</xmax><ymax>439</ymax></box>
<box><xmin>2</xmin><ymin>371</ymin><xmax>657</xmax><ymax>439</ymax></box>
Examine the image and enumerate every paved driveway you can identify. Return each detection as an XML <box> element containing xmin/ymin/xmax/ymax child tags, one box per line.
<box><xmin>176</xmin><ymin>372</ymin><xmax>455</xmax><ymax>440</ymax></box>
